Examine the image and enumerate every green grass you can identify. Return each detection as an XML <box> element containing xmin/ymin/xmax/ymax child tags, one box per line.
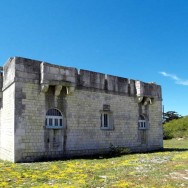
<box><xmin>164</xmin><ymin>138</ymin><xmax>188</xmax><ymax>149</ymax></box>
<box><xmin>0</xmin><ymin>139</ymin><xmax>188</xmax><ymax>188</ymax></box>
<box><xmin>163</xmin><ymin>116</ymin><xmax>188</xmax><ymax>139</ymax></box>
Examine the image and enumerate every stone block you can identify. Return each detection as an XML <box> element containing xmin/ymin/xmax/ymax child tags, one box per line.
<box><xmin>79</xmin><ymin>69</ymin><xmax>105</xmax><ymax>89</ymax></box>
<box><xmin>106</xmin><ymin>75</ymin><xmax>129</xmax><ymax>94</ymax></box>
<box><xmin>135</xmin><ymin>81</ymin><xmax>162</xmax><ymax>99</ymax></box>
<box><xmin>41</xmin><ymin>62</ymin><xmax>78</xmax><ymax>85</ymax></box>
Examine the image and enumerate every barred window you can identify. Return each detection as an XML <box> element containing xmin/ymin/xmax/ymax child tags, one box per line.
<box><xmin>45</xmin><ymin>109</ymin><xmax>63</xmax><ymax>129</ymax></box>
<box><xmin>138</xmin><ymin>115</ymin><xmax>147</xmax><ymax>129</ymax></box>
<box><xmin>100</xmin><ymin>112</ymin><xmax>114</xmax><ymax>130</ymax></box>
<box><xmin>101</xmin><ymin>113</ymin><xmax>109</xmax><ymax>128</ymax></box>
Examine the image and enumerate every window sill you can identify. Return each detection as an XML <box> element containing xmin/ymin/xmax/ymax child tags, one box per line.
<box><xmin>100</xmin><ymin>127</ymin><xmax>114</xmax><ymax>130</ymax></box>
<box><xmin>138</xmin><ymin>128</ymin><xmax>148</xmax><ymax>130</ymax></box>
<box><xmin>45</xmin><ymin>126</ymin><xmax>64</xmax><ymax>129</ymax></box>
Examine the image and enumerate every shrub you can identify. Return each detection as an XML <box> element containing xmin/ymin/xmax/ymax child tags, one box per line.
<box><xmin>163</xmin><ymin>116</ymin><xmax>188</xmax><ymax>139</ymax></box>
<box><xmin>109</xmin><ymin>143</ymin><xmax>131</xmax><ymax>156</ymax></box>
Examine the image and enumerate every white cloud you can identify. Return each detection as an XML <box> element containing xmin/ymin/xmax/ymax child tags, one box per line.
<box><xmin>176</xmin><ymin>80</ymin><xmax>188</xmax><ymax>86</ymax></box>
<box><xmin>159</xmin><ymin>71</ymin><xmax>188</xmax><ymax>86</ymax></box>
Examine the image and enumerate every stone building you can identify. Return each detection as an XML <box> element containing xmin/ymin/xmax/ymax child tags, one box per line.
<box><xmin>0</xmin><ymin>57</ymin><xmax>163</xmax><ymax>162</ymax></box>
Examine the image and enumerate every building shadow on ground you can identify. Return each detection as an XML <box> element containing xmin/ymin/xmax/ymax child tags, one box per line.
<box><xmin>161</xmin><ymin>148</ymin><xmax>188</xmax><ymax>152</ymax></box>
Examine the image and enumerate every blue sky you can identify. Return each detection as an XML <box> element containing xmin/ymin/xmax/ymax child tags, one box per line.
<box><xmin>0</xmin><ymin>0</ymin><xmax>188</xmax><ymax>115</ymax></box>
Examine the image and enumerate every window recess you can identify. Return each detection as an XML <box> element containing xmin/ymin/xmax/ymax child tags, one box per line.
<box><xmin>100</xmin><ymin>105</ymin><xmax>114</xmax><ymax>130</ymax></box>
<box><xmin>45</xmin><ymin>108</ymin><xmax>64</xmax><ymax>129</ymax></box>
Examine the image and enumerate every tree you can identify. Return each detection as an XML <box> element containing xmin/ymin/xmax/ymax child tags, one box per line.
<box><xmin>163</xmin><ymin>111</ymin><xmax>182</xmax><ymax>123</ymax></box>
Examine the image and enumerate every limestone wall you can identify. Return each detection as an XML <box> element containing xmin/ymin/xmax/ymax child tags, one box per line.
<box><xmin>0</xmin><ymin>83</ymin><xmax>15</xmax><ymax>162</ymax></box>
<box><xmin>0</xmin><ymin>58</ymin><xmax>16</xmax><ymax>162</ymax></box>
<box><xmin>3</xmin><ymin>57</ymin><xmax>15</xmax><ymax>89</ymax></box>
<box><xmin>135</xmin><ymin>81</ymin><xmax>162</xmax><ymax>98</ymax></box>
<box><xmin>65</xmin><ymin>89</ymin><xmax>139</xmax><ymax>151</ymax></box>
<box><xmin>148</xmin><ymin>101</ymin><xmax>163</xmax><ymax>147</ymax></box>
<box><xmin>106</xmin><ymin>75</ymin><xmax>129</xmax><ymax>94</ymax></box>
<box><xmin>66</xmin><ymin>89</ymin><xmax>163</xmax><ymax>153</ymax></box>
<box><xmin>41</xmin><ymin>62</ymin><xmax>77</xmax><ymax>85</ymax></box>
<box><xmin>79</xmin><ymin>70</ymin><xmax>105</xmax><ymax>89</ymax></box>
<box><xmin>0</xmin><ymin>70</ymin><xmax>3</xmax><ymax>109</ymax></box>
<box><xmin>13</xmin><ymin>82</ymin><xmax>163</xmax><ymax>162</ymax></box>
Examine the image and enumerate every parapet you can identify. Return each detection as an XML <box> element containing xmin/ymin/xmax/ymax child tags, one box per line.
<box><xmin>41</xmin><ymin>62</ymin><xmax>77</xmax><ymax>85</ymax></box>
<box><xmin>106</xmin><ymin>75</ymin><xmax>129</xmax><ymax>94</ymax></box>
<box><xmin>2</xmin><ymin>57</ymin><xmax>162</xmax><ymax>100</ymax></box>
<box><xmin>79</xmin><ymin>70</ymin><xmax>105</xmax><ymax>89</ymax></box>
<box><xmin>135</xmin><ymin>81</ymin><xmax>162</xmax><ymax>99</ymax></box>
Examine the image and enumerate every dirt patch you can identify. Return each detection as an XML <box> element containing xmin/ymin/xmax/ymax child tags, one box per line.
<box><xmin>170</xmin><ymin>170</ymin><xmax>188</xmax><ymax>181</ymax></box>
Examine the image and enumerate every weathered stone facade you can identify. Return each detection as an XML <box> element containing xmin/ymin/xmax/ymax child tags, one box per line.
<box><xmin>0</xmin><ymin>57</ymin><xmax>163</xmax><ymax>162</ymax></box>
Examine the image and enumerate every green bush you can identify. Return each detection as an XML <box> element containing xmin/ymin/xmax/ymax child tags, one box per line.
<box><xmin>109</xmin><ymin>143</ymin><xmax>131</xmax><ymax>156</ymax></box>
<box><xmin>163</xmin><ymin>116</ymin><xmax>188</xmax><ymax>139</ymax></box>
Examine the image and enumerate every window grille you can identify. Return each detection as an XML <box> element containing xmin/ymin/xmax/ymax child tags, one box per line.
<box><xmin>100</xmin><ymin>112</ymin><xmax>114</xmax><ymax>130</ymax></box>
<box><xmin>101</xmin><ymin>113</ymin><xmax>109</xmax><ymax>128</ymax></box>
<box><xmin>45</xmin><ymin>108</ymin><xmax>63</xmax><ymax>129</ymax></box>
<box><xmin>138</xmin><ymin>115</ymin><xmax>147</xmax><ymax>129</ymax></box>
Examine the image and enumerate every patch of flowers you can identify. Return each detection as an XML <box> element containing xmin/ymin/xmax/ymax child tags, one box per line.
<box><xmin>0</xmin><ymin>139</ymin><xmax>187</xmax><ymax>187</ymax></box>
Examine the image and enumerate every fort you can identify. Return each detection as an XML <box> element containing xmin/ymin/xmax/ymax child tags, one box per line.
<box><xmin>0</xmin><ymin>57</ymin><xmax>163</xmax><ymax>162</ymax></box>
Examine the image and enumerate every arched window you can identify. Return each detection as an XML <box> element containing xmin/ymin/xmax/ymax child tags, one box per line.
<box><xmin>138</xmin><ymin>115</ymin><xmax>147</xmax><ymax>129</ymax></box>
<box><xmin>45</xmin><ymin>109</ymin><xmax>63</xmax><ymax>129</ymax></box>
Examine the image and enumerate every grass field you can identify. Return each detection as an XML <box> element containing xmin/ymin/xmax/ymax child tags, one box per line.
<box><xmin>0</xmin><ymin>139</ymin><xmax>188</xmax><ymax>188</ymax></box>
